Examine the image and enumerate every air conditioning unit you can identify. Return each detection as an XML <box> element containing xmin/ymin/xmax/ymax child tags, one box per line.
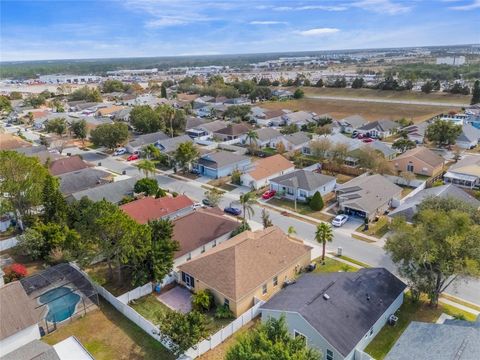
<box><xmin>388</xmin><ymin>314</ymin><xmax>398</xmax><ymax>326</ymax></box>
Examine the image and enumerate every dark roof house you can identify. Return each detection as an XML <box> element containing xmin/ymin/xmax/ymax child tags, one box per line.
<box><xmin>49</xmin><ymin>156</ymin><xmax>90</xmax><ymax>176</ymax></box>
<box><xmin>58</xmin><ymin>168</ymin><xmax>113</xmax><ymax>195</ymax></box>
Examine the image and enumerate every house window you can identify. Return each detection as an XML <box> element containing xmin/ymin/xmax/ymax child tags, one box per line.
<box><xmin>294</xmin><ymin>330</ymin><xmax>307</xmax><ymax>344</ymax></box>
<box><xmin>273</xmin><ymin>276</ymin><xmax>278</xmax><ymax>287</ymax></box>
<box><xmin>299</xmin><ymin>190</ymin><xmax>307</xmax><ymax>198</ymax></box>
<box><xmin>224</xmin><ymin>298</ymin><xmax>230</xmax><ymax>307</ymax></box>
<box><xmin>182</xmin><ymin>272</ymin><xmax>195</xmax><ymax>288</ymax></box>
<box><xmin>326</xmin><ymin>349</ymin><xmax>334</xmax><ymax>360</ymax></box>
<box><xmin>262</xmin><ymin>284</ymin><xmax>267</xmax><ymax>295</ymax></box>
<box><xmin>201</xmin><ymin>245</ymin><xmax>206</xmax><ymax>254</ymax></box>
<box><xmin>407</xmin><ymin>162</ymin><xmax>414</xmax><ymax>172</ymax></box>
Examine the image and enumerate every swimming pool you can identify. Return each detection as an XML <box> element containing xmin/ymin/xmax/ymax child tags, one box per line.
<box><xmin>39</xmin><ymin>286</ymin><xmax>81</xmax><ymax>323</ymax></box>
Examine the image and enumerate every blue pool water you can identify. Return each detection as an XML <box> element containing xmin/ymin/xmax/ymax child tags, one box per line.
<box><xmin>39</xmin><ymin>286</ymin><xmax>81</xmax><ymax>323</ymax></box>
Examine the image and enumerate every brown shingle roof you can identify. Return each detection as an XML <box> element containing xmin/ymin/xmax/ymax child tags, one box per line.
<box><xmin>178</xmin><ymin>226</ymin><xmax>312</xmax><ymax>301</ymax></box>
<box><xmin>120</xmin><ymin>195</ymin><xmax>194</xmax><ymax>224</ymax></box>
<box><xmin>0</xmin><ymin>133</ymin><xmax>31</xmax><ymax>150</ymax></box>
<box><xmin>49</xmin><ymin>156</ymin><xmax>90</xmax><ymax>176</ymax></box>
<box><xmin>215</xmin><ymin>123</ymin><xmax>250</xmax><ymax>136</ymax></box>
<box><xmin>173</xmin><ymin>208</ymin><xmax>239</xmax><ymax>258</ymax></box>
<box><xmin>247</xmin><ymin>154</ymin><xmax>293</xmax><ymax>181</ymax></box>
<box><xmin>0</xmin><ymin>282</ymin><xmax>41</xmax><ymax>340</ymax></box>
<box><xmin>393</xmin><ymin>147</ymin><xmax>444</xmax><ymax>168</ymax></box>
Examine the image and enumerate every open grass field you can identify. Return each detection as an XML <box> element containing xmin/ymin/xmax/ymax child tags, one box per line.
<box><xmin>302</xmin><ymin>87</ymin><xmax>471</xmax><ymax>105</ymax></box>
<box><xmin>43</xmin><ymin>299</ymin><xmax>175</xmax><ymax>360</ymax></box>
<box><xmin>261</xmin><ymin>98</ymin><xmax>459</xmax><ymax>124</ymax></box>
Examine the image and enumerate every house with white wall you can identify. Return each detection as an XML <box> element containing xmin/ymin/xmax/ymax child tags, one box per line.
<box><xmin>241</xmin><ymin>154</ymin><xmax>294</xmax><ymax>189</ymax></box>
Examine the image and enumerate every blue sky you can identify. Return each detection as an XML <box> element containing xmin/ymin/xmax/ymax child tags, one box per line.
<box><xmin>1</xmin><ymin>0</ymin><xmax>479</xmax><ymax>61</ymax></box>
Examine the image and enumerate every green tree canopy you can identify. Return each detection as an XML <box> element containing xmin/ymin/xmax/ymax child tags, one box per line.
<box><xmin>293</xmin><ymin>88</ymin><xmax>305</xmax><ymax>99</ymax></box>
<box><xmin>90</xmin><ymin>122</ymin><xmax>129</xmax><ymax>149</ymax></box>
<box><xmin>69</xmin><ymin>86</ymin><xmax>102</xmax><ymax>102</ymax></box>
<box><xmin>42</xmin><ymin>174</ymin><xmax>67</xmax><ymax>224</ymax></box>
<box><xmin>102</xmin><ymin>79</ymin><xmax>130</xmax><ymax>93</ymax></box>
<box><xmin>0</xmin><ymin>95</ymin><xmax>12</xmax><ymax>113</ymax></box>
<box><xmin>223</xmin><ymin>105</ymin><xmax>251</xmax><ymax>121</ymax></box>
<box><xmin>471</xmin><ymin>80</ymin><xmax>480</xmax><ymax>105</ymax></box>
<box><xmin>174</xmin><ymin>141</ymin><xmax>199</xmax><ymax>172</ymax></box>
<box><xmin>134</xmin><ymin>178</ymin><xmax>159</xmax><ymax>196</ymax></box>
<box><xmin>45</xmin><ymin>117</ymin><xmax>67</xmax><ymax>136</ymax></box>
<box><xmin>309</xmin><ymin>191</ymin><xmax>324</xmax><ymax>211</ymax></box>
<box><xmin>226</xmin><ymin>316</ymin><xmax>322</xmax><ymax>360</ymax></box>
<box><xmin>425</xmin><ymin>119</ymin><xmax>462</xmax><ymax>146</ymax></box>
<box><xmin>130</xmin><ymin>105</ymin><xmax>164</xmax><ymax>134</ymax></box>
<box><xmin>315</xmin><ymin>222</ymin><xmax>333</xmax><ymax>261</ymax></box>
<box><xmin>70</xmin><ymin>119</ymin><xmax>88</xmax><ymax>143</ymax></box>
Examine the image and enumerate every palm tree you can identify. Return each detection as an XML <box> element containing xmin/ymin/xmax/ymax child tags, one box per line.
<box><xmin>245</xmin><ymin>130</ymin><xmax>259</xmax><ymax>155</ymax></box>
<box><xmin>315</xmin><ymin>223</ymin><xmax>333</xmax><ymax>263</ymax></box>
<box><xmin>143</xmin><ymin>144</ymin><xmax>161</xmax><ymax>161</ymax></box>
<box><xmin>239</xmin><ymin>192</ymin><xmax>255</xmax><ymax>222</ymax></box>
<box><xmin>287</xmin><ymin>226</ymin><xmax>297</xmax><ymax>237</ymax></box>
<box><xmin>137</xmin><ymin>159</ymin><xmax>156</xmax><ymax>178</ymax></box>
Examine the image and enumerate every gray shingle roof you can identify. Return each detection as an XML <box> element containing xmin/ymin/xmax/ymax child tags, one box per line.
<box><xmin>389</xmin><ymin>184</ymin><xmax>480</xmax><ymax>222</ymax></box>
<box><xmin>157</xmin><ymin>135</ymin><xmax>192</xmax><ymax>153</ymax></box>
<box><xmin>270</xmin><ymin>170</ymin><xmax>335</xmax><ymax>191</ymax></box>
<box><xmin>282</xmin><ymin>132</ymin><xmax>310</xmax><ymax>146</ymax></box>
<box><xmin>261</xmin><ymin>269</ymin><xmax>406</xmax><ymax>357</ymax></box>
<box><xmin>58</xmin><ymin>168</ymin><xmax>112</xmax><ymax>195</ymax></box>
<box><xmin>67</xmin><ymin>177</ymin><xmax>139</xmax><ymax>204</ymax></box>
<box><xmin>358</xmin><ymin>120</ymin><xmax>399</xmax><ymax>132</ymax></box>
<box><xmin>198</xmin><ymin>151</ymin><xmax>249</xmax><ymax>169</ymax></box>
<box><xmin>254</xmin><ymin>127</ymin><xmax>282</xmax><ymax>142</ymax></box>
<box><xmin>1</xmin><ymin>340</ymin><xmax>59</xmax><ymax>360</ymax></box>
<box><xmin>128</xmin><ymin>131</ymin><xmax>168</xmax><ymax>149</ymax></box>
<box><xmin>385</xmin><ymin>321</ymin><xmax>480</xmax><ymax>360</ymax></box>
<box><xmin>457</xmin><ymin>123</ymin><xmax>480</xmax><ymax>143</ymax></box>
<box><xmin>339</xmin><ymin>115</ymin><xmax>367</xmax><ymax>128</ymax></box>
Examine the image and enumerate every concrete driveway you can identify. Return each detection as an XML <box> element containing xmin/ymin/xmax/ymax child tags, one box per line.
<box><xmin>157</xmin><ymin>286</ymin><xmax>192</xmax><ymax>314</ymax></box>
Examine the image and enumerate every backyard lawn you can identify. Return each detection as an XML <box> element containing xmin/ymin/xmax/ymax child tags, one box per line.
<box><xmin>43</xmin><ymin>299</ymin><xmax>175</xmax><ymax>360</ymax></box>
<box><xmin>84</xmin><ymin>262</ymin><xmax>134</xmax><ymax>297</ymax></box>
<box><xmin>364</xmin><ymin>294</ymin><xmax>478</xmax><ymax>360</ymax></box>
<box><xmin>312</xmin><ymin>257</ymin><xmax>357</xmax><ymax>273</ymax></box>
<box><xmin>267</xmin><ymin>197</ymin><xmax>334</xmax><ymax>222</ymax></box>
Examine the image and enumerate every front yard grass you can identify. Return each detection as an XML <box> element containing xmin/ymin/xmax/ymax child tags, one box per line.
<box><xmin>43</xmin><ymin>298</ymin><xmax>175</xmax><ymax>360</ymax></box>
<box><xmin>312</xmin><ymin>257</ymin><xmax>357</xmax><ymax>273</ymax></box>
<box><xmin>267</xmin><ymin>197</ymin><xmax>334</xmax><ymax>222</ymax></box>
<box><xmin>364</xmin><ymin>294</ymin><xmax>477</xmax><ymax>360</ymax></box>
<box><xmin>355</xmin><ymin>216</ymin><xmax>390</xmax><ymax>238</ymax></box>
<box><xmin>336</xmin><ymin>255</ymin><xmax>371</xmax><ymax>268</ymax></box>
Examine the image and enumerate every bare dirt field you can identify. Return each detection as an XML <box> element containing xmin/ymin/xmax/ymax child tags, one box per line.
<box><xmin>302</xmin><ymin>87</ymin><xmax>471</xmax><ymax>105</ymax></box>
<box><xmin>261</xmin><ymin>98</ymin><xmax>459</xmax><ymax>123</ymax></box>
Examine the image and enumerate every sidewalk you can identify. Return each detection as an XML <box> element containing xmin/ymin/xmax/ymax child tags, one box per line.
<box><xmin>439</xmin><ymin>297</ymin><xmax>480</xmax><ymax>316</ymax></box>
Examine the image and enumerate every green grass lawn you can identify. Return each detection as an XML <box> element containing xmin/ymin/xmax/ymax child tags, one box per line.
<box><xmin>336</xmin><ymin>255</ymin><xmax>370</xmax><ymax>268</ymax></box>
<box><xmin>43</xmin><ymin>299</ymin><xmax>174</xmax><ymax>360</ymax></box>
<box><xmin>355</xmin><ymin>216</ymin><xmax>390</xmax><ymax>238</ymax></box>
<box><xmin>312</xmin><ymin>257</ymin><xmax>357</xmax><ymax>273</ymax></box>
<box><xmin>364</xmin><ymin>294</ymin><xmax>478</xmax><ymax>360</ymax></box>
<box><xmin>267</xmin><ymin>197</ymin><xmax>334</xmax><ymax>222</ymax></box>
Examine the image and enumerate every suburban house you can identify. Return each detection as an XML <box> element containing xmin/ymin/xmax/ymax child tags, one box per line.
<box><xmin>402</xmin><ymin>122</ymin><xmax>429</xmax><ymax>144</ymax></box>
<box><xmin>49</xmin><ymin>155</ymin><xmax>90</xmax><ymax>176</ymax></box>
<box><xmin>16</xmin><ymin>145</ymin><xmax>62</xmax><ymax>164</ymax></box>
<box><xmin>120</xmin><ymin>195</ymin><xmax>194</xmax><ymax>224</ymax></box>
<box><xmin>58</xmin><ymin>168</ymin><xmax>113</xmax><ymax>195</ymax></box>
<box><xmin>269</xmin><ymin>170</ymin><xmax>336</xmax><ymax>200</ymax></box>
<box><xmin>385</xmin><ymin>319</ymin><xmax>480</xmax><ymax>360</ymax></box>
<box><xmin>178</xmin><ymin>226</ymin><xmax>312</xmax><ymax>317</ymax></box>
<box><xmin>456</xmin><ymin>123</ymin><xmax>480</xmax><ymax>149</ymax></box>
<box><xmin>0</xmin><ymin>282</ymin><xmax>42</xmax><ymax>357</ymax></box>
<box><xmin>96</xmin><ymin>105</ymin><xmax>126</xmax><ymax>118</ymax></box>
<box><xmin>280</xmin><ymin>132</ymin><xmax>311</xmax><ymax>151</ymax></box>
<box><xmin>260</xmin><ymin>268</ymin><xmax>407</xmax><ymax>360</ymax></box>
<box><xmin>213</xmin><ymin>123</ymin><xmax>250</xmax><ymax>142</ymax></box>
<box><xmin>66</xmin><ymin>176</ymin><xmax>139</xmax><ymax>204</ymax></box>
<box><xmin>338</xmin><ymin>115</ymin><xmax>368</xmax><ymax>134</ymax></box>
<box><xmin>0</xmin><ymin>133</ymin><xmax>31</xmax><ymax>151</ymax></box>
<box><xmin>252</xmin><ymin>108</ymin><xmax>290</xmax><ymax>126</ymax></box>
<box><xmin>444</xmin><ymin>155</ymin><xmax>480</xmax><ymax>189</ymax></box>
<box><xmin>356</xmin><ymin>120</ymin><xmax>400</xmax><ymax>139</ymax></box>
<box><xmin>171</xmin><ymin>208</ymin><xmax>239</xmax><ymax>268</ymax></box>
<box><xmin>195</xmin><ymin>151</ymin><xmax>251</xmax><ymax>178</ymax></box>
<box><xmin>186</xmin><ymin>120</ymin><xmax>229</xmax><ymax>138</ymax></box>
<box><xmin>254</xmin><ymin>127</ymin><xmax>283</xmax><ymax>148</ymax></box>
<box><xmin>282</xmin><ymin>111</ymin><xmax>318</xmax><ymax>127</ymax></box>
<box><xmin>272</xmin><ymin>89</ymin><xmax>293</xmax><ymax>99</ymax></box>
<box><xmin>389</xmin><ymin>184</ymin><xmax>480</xmax><ymax>222</ymax></box>
<box><xmin>126</xmin><ymin>131</ymin><xmax>169</xmax><ymax>154</ymax></box>
<box><xmin>156</xmin><ymin>135</ymin><xmax>193</xmax><ymax>155</ymax></box>
<box><xmin>391</xmin><ymin>147</ymin><xmax>444</xmax><ymax>177</ymax></box>
<box><xmin>347</xmin><ymin>141</ymin><xmax>397</xmax><ymax>163</ymax></box>
<box><xmin>241</xmin><ymin>154</ymin><xmax>294</xmax><ymax>189</ymax></box>
<box><xmin>336</xmin><ymin>174</ymin><xmax>402</xmax><ymax>220</ymax></box>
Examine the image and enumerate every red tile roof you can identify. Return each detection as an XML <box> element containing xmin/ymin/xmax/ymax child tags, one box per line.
<box><xmin>120</xmin><ymin>195</ymin><xmax>194</xmax><ymax>224</ymax></box>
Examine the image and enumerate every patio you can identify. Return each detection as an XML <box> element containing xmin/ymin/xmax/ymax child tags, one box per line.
<box><xmin>157</xmin><ymin>286</ymin><xmax>192</xmax><ymax>314</ymax></box>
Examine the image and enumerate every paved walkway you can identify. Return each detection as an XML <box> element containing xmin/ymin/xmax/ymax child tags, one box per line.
<box><xmin>439</xmin><ymin>297</ymin><xmax>480</xmax><ymax>316</ymax></box>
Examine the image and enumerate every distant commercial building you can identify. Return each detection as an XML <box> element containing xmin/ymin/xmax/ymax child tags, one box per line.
<box><xmin>436</xmin><ymin>56</ymin><xmax>466</xmax><ymax>66</ymax></box>
<box><xmin>38</xmin><ymin>74</ymin><xmax>101</xmax><ymax>84</ymax></box>
<box><xmin>106</xmin><ymin>68</ymin><xmax>158</xmax><ymax>76</ymax></box>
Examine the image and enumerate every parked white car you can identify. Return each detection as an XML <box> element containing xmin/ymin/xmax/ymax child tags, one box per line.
<box><xmin>192</xmin><ymin>202</ymin><xmax>206</xmax><ymax>210</ymax></box>
<box><xmin>332</xmin><ymin>214</ymin><xmax>349</xmax><ymax>227</ymax></box>
<box><xmin>114</xmin><ymin>147</ymin><xmax>126</xmax><ymax>156</ymax></box>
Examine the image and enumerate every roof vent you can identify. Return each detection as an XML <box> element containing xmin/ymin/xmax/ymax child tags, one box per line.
<box><xmin>366</xmin><ymin>293</ymin><xmax>371</xmax><ymax>301</ymax></box>
<box><xmin>323</xmin><ymin>293</ymin><xmax>330</xmax><ymax>300</ymax></box>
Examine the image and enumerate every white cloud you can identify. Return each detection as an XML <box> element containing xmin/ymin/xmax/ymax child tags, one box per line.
<box><xmin>351</xmin><ymin>0</ymin><xmax>412</xmax><ymax>15</ymax></box>
<box><xmin>249</xmin><ymin>20</ymin><xmax>287</xmax><ymax>25</ymax></box>
<box><xmin>297</xmin><ymin>28</ymin><xmax>340</xmax><ymax>36</ymax></box>
<box><xmin>449</xmin><ymin>0</ymin><xmax>480</xmax><ymax>10</ymax></box>
<box><xmin>145</xmin><ymin>17</ymin><xmax>189</xmax><ymax>28</ymax></box>
<box><xmin>274</xmin><ymin>5</ymin><xmax>347</xmax><ymax>11</ymax></box>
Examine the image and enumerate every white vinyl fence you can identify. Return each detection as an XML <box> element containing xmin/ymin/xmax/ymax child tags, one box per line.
<box><xmin>116</xmin><ymin>283</ymin><xmax>153</xmax><ymax>304</ymax></box>
<box><xmin>183</xmin><ymin>300</ymin><xmax>265</xmax><ymax>359</ymax></box>
<box><xmin>0</xmin><ymin>236</ymin><xmax>18</xmax><ymax>252</ymax></box>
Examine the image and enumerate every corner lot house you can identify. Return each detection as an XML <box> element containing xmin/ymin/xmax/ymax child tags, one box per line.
<box><xmin>270</xmin><ymin>170</ymin><xmax>336</xmax><ymax>201</ymax></box>
<box><xmin>196</xmin><ymin>151</ymin><xmax>251</xmax><ymax>178</ymax></box>
<box><xmin>178</xmin><ymin>226</ymin><xmax>312</xmax><ymax>317</ymax></box>
<box><xmin>120</xmin><ymin>195</ymin><xmax>194</xmax><ymax>223</ymax></box>
<box><xmin>0</xmin><ymin>282</ymin><xmax>41</xmax><ymax>357</ymax></box>
<box><xmin>172</xmin><ymin>207</ymin><xmax>239</xmax><ymax>267</ymax></box>
<box><xmin>391</xmin><ymin>147</ymin><xmax>444</xmax><ymax>177</ymax></box>
<box><xmin>385</xmin><ymin>319</ymin><xmax>480</xmax><ymax>360</ymax></box>
<box><xmin>444</xmin><ymin>155</ymin><xmax>480</xmax><ymax>189</ymax></box>
<box><xmin>241</xmin><ymin>154</ymin><xmax>294</xmax><ymax>189</ymax></box>
<box><xmin>337</xmin><ymin>174</ymin><xmax>402</xmax><ymax>220</ymax></box>
<box><xmin>260</xmin><ymin>268</ymin><xmax>406</xmax><ymax>360</ymax></box>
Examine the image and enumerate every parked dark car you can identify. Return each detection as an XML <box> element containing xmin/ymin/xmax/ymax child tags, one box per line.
<box><xmin>224</xmin><ymin>207</ymin><xmax>242</xmax><ymax>216</ymax></box>
<box><xmin>202</xmin><ymin>198</ymin><xmax>213</xmax><ymax>207</ymax></box>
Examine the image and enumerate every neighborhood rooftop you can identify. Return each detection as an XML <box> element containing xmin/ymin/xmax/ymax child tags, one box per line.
<box><xmin>270</xmin><ymin>169</ymin><xmax>335</xmax><ymax>191</ymax></box>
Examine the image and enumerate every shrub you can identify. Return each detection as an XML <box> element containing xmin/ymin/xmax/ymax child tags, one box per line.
<box><xmin>215</xmin><ymin>304</ymin><xmax>234</xmax><ymax>319</ymax></box>
<box><xmin>309</xmin><ymin>191</ymin><xmax>324</xmax><ymax>211</ymax></box>
<box><xmin>155</xmin><ymin>187</ymin><xmax>167</xmax><ymax>198</ymax></box>
<box><xmin>3</xmin><ymin>263</ymin><xmax>28</xmax><ymax>283</ymax></box>
<box><xmin>230</xmin><ymin>221</ymin><xmax>251</xmax><ymax>238</ymax></box>
<box><xmin>231</xmin><ymin>169</ymin><xmax>242</xmax><ymax>185</ymax></box>
<box><xmin>172</xmin><ymin>191</ymin><xmax>178</xmax><ymax>197</ymax></box>
<box><xmin>134</xmin><ymin>178</ymin><xmax>158</xmax><ymax>196</ymax></box>
<box><xmin>192</xmin><ymin>289</ymin><xmax>214</xmax><ymax>312</ymax></box>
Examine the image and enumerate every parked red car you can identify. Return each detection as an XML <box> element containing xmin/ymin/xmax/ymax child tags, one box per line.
<box><xmin>127</xmin><ymin>154</ymin><xmax>139</xmax><ymax>161</ymax></box>
<box><xmin>362</xmin><ymin>138</ymin><xmax>374</xmax><ymax>143</ymax></box>
<box><xmin>262</xmin><ymin>190</ymin><xmax>276</xmax><ymax>200</ymax></box>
